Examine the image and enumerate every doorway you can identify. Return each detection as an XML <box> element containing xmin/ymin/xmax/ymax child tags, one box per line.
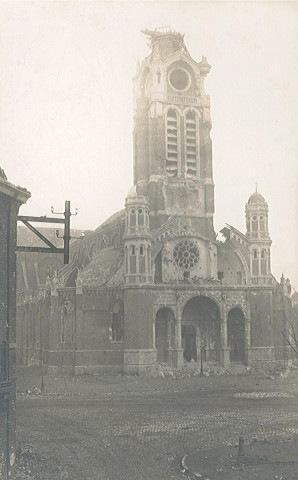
<box><xmin>182</xmin><ymin>296</ymin><xmax>220</xmax><ymax>363</ymax></box>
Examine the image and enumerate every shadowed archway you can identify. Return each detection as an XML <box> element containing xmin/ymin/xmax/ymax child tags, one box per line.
<box><xmin>182</xmin><ymin>296</ymin><xmax>221</xmax><ymax>363</ymax></box>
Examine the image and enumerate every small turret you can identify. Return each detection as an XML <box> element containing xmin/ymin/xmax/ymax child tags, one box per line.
<box><xmin>124</xmin><ymin>187</ymin><xmax>152</xmax><ymax>284</ymax></box>
<box><xmin>245</xmin><ymin>188</ymin><xmax>272</xmax><ymax>284</ymax></box>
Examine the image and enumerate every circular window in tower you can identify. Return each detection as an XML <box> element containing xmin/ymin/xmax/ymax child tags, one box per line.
<box><xmin>173</xmin><ymin>240</ymin><xmax>199</xmax><ymax>271</ymax></box>
<box><xmin>169</xmin><ymin>68</ymin><xmax>190</xmax><ymax>91</ymax></box>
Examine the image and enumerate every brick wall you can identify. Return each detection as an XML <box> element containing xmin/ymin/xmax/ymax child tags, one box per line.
<box><xmin>0</xmin><ymin>193</ymin><xmax>19</xmax><ymax>478</ymax></box>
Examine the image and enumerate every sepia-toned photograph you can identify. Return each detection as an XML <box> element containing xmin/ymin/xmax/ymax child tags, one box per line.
<box><xmin>0</xmin><ymin>1</ymin><xmax>297</xmax><ymax>479</ymax></box>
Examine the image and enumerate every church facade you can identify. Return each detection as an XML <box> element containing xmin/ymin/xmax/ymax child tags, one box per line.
<box><xmin>17</xmin><ymin>28</ymin><xmax>294</xmax><ymax>374</ymax></box>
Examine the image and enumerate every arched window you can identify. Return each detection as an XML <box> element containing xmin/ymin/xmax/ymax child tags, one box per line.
<box><xmin>130</xmin><ymin>245</ymin><xmax>136</xmax><ymax>274</ymax></box>
<box><xmin>130</xmin><ymin>208</ymin><xmax>136</xmax><ymax>227</ymax></box>
<box><xmin>261</xmin><ymin>249</ymin><xmax>267</xmax><ymax>275</ymax></box>
<box><xmin>166</xmin><ymin>109</ymin><xmax>178</xmax><ymax>176</ymax></box>
<box><xmin>139</xmin><ymin>244</ymin><xmax>145</xmax><ymax>274</ymax></box>
<box><xmin>185</xmin><ymin>111</ymin><xmax>197</xmax><ymax>176</ymax></box>
<box><xmin>252</xmin><ymin>249</ymin><xmax>258</xmax><ymax>276</ymax></box>
<box><xmin>138</xmin><ymin>208</ymin><xmax>144</xmax><ymax>226</ymax></box>
<box><xmin>145</xmin><ymin>208</ymin><xmax>149</xmax><ymax>227</ymax></box>
<box><xmin>252</xmin><ymin>215</ymin><xmax>258</xmax><ymax>233</ymax></box>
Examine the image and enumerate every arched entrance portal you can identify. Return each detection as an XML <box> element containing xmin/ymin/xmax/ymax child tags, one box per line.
<box><xmin>155</xmin><ymin>308</ymin><xmax>175</xmax><ymax>363</ymax></box>
<box><xmin>227</xmin><ymin>308</ymin><xmax>245</xmax><ymax>363</ymax></box>
<box><xmin>182</xmin><ymin>296</ymin><xmax>220</xmax><ymax>363</ymax></box>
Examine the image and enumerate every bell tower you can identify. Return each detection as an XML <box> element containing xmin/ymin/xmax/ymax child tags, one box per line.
<box><xmin>133</xmin><ymin>27</ymin><xmax>215</xmax><ymax>240</ymax></box>
<box><xmin>246</xmin><ymin>189</ymin><xmax>272</xmax><ymax>284</ymax></box>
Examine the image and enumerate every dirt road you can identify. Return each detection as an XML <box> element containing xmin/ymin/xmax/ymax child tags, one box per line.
<box><xmin>15</xmin><ymin>368</ymin><xmax>298</xmax><ymax>480</ymax></box>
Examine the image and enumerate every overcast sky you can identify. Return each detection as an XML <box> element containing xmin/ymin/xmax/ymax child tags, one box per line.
<box><xmin>0</xmin><ymin>1</ymin><xmax>297</xmax><ymax>288</ymax></box>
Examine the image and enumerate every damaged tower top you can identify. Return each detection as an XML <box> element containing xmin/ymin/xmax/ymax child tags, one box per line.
<box><xmin>141</xmin><ymin>26</ymin><xmax>187</xmax><ymax>57</ymax></box>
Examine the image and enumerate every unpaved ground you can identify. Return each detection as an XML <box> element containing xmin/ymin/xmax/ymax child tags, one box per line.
<box><xmin>15</xmin><ymin>366</ymin><xmax>298</xmax><ymax>480</ymax></box>
<box><xmin>183</xmin><ymin>436</ymin><xmax>298</xmax><ymax>480</ymax></box>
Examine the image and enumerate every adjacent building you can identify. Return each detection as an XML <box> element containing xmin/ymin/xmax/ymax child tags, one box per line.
<box><xmin>0</xmin><ymin>167</ymin><xmax>30</xmax><ymax>479</ymax></box>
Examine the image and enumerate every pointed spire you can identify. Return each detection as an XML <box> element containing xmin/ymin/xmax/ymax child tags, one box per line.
<box><xmin>255</xmin><ymin>182</ymin><xmax>258</xmax><ymax>192</ymax></box>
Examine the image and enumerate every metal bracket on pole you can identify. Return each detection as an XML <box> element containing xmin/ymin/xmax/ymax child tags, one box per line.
<box><xmin>16</xmin><ymin>200</ymin><xmax>82</xmax><ymax>264</ymax></box>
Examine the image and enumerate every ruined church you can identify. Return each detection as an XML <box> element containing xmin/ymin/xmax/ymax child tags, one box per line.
<box><xmin>17</xmin><ymin>28</ymin><xmax>294</xmax><ymax>374</ymax></box>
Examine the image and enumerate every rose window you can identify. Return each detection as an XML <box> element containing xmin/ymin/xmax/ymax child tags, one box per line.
<box><xmin>173</xmin><ymin>240</ymin><xmax>199</xmax><ymax>271</ymax></box>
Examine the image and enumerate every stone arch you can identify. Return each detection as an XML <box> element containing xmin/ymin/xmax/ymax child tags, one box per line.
<box><xmin>233</xmin><ymin>248</ymin><xmax>249</xmax><ymax>283</ymax></box>
<box><xmin>163</xmin><ymin>103</ymin><xmax>181</xmax><ymax>117</ymax></box>
<box><xmin>179</xmin><ymin>293</ymin><xmax>221</xmax><ymax>318</ymax></box>
<box><xmin>183</xmin><ymin>107</ymin><xmax>201</xmax><ymax>120</ymax></box>
<box><xmin>227</xmin><ymin>307</ymin><xmax>245</xmax><ymax>363</ymax></box>
<box><xmin>155</xmin><ymin>307</ymin><xmax>175</xmax><ymax>363</ymax></box>
<box><xmin>182</xmin><ymin>296</ymin><xmax>221</xmax><ymax>363</ymax></box>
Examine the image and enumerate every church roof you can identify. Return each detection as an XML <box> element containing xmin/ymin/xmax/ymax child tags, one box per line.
<box><xmin>247</xmin><ymin>191</ymin><xmax>266</xmax><ymax>205</ymax></box>
<box><xmin>80</xmin><ymin>247</ymin><xmax>124</xmax><ymax>286</ymax></box>
<box><xmin>95</xmin><ymin>208</ymin><xmax>125</xmax><ymax>230</ymax></box>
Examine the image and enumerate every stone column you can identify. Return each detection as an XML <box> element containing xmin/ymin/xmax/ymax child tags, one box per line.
<box><xmin>244</xmin><ymin>297</ymin><xmax>251</xmax><ymax>366</ymax></box>
<box><xmin>173</xmin><ymin>317</ymin><xmax>184</xmax><ymax>368</ymax></box>
<box><xmin>152</xmin><ymin>321</ymin><xmax>156</xmax><ymax>349</ymax></box>
<box><xmin>136</xmin><ymin>246</ymin><xmax>139</xmax><ymax>274</ymax></box>
<box><xmin>123</xmin><ymin>288</ymin><xmax>156</xmax><ymax>375</ymax></box>
<box><xmin>166</xmin><ymin>320</ymin><xmax>173</xmax><ymax>364</ymax></box>
<box><xmin>244</xmin><ymin>317</ymin><xmax>251</xmax><ymax>366</ymax></box>
<box><xmin>220</xmin><ymin>298</ymin><xmax>230</xmax><ymax>368</ymax></box>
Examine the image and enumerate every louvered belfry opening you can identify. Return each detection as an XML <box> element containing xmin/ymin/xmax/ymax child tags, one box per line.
<box><xmin>166</xmin><ymin>108</ymin><xmax>178</xmax><ymax>176</ymax></box>
<box><xmin>185</xmin><ymin>111</ymin><xmax>197</xmax><ymax>176</ymax></box>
